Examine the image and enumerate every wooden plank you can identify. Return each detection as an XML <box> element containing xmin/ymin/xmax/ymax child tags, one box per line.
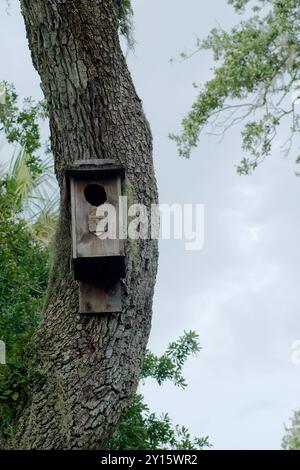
<box><xmin>67</xmin><ymin>160</ymin><xmax>125</xmax><ymax>179</ymax></box>
<box><xmin>74</xmin><ymin>176</ymin><xmax>124</xmax><ymax>260</ymax></box>
<box><xmin>79</xmin><ymin>280</ymin><xmax>122</xmax><ymax>314</ymax></box>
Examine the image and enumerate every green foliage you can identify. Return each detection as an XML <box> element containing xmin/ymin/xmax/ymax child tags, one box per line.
<box><xmin>142</xmin><ymin>330</ymin><xmax>201</xmax><ymax>388</ymax></box>
<box><xmin>117</xmin><ymin>0</ymin><xmax>135</xmax><ymax>49</ymax></box>
<box><xmin>0</xmin><ymin>82</ymin><xmax>58</xmax><ymax>235</ymax></box>
<box><xmin>0</xmin><ymin>84</ymin><xmax>53</xmax><ymax>446</ymax></box>
<box><xmin>171</xmin><ymin>0</ymin><xmax>300</xmax><ymax>174</ymax></box>
<box><xmin>107</xmin><ymin>332</ymin><xmax>210</xmax><ymax>450</ymax></box>
<box><xmin>107</xmin><ymin>395</ymin><xmax>210</xmax><ymax>450</ymax></box>
<box><xmin>282</xmin><ymin>410</ymin><xmax>300</xmax><ymax>450</ymax></box>
<box><xmin>0</xmin><ymin>182</ymin><xmax>49</xmax><ymax>444</ymax></box>
<box><xmin>0</xmin><ymin>82</ymin><xmax>48</xmax><ymax>178</ymax></box>
<box><xmin>228</xmin><ymin>0</ymin><xmax>254</xmax><ymax>11</ymax></box>
<box><xmin>4</xmin><ymin>149</ymin><xmax>55</xmax><ymax>216</ymax></box>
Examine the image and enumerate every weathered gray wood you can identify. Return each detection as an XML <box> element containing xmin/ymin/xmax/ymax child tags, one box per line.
<box><xmin>70</xmin><ymin>170</ymin><xmax>124</xmax><ymax>314</ymax></box>
<box><xmin>71</xmin><ymin>175</ymin><xmax>124</xmax><ymax>259</ymax></box>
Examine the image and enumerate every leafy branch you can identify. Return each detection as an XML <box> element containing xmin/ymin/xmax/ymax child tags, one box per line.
<box><xmin>170</xmin><ymin>0</ymin><xmax>300</xmax><ymax>174</ymax></box>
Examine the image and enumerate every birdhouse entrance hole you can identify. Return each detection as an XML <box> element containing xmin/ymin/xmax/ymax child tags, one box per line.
<box><xmin>84</xmin><ymin>184</ymin><xmax>107</xmax><ymax>207</ymax></box>
<box><xmin>67</xmin><ymin>159</ymin><xmax>125</xmax><ymax>315</ymax></box>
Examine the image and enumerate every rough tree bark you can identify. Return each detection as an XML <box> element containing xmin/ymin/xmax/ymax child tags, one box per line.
<box><xmin>14</xmin><ymin>0</ymin><xmax>158</xmax><ymax>449</ymax></box>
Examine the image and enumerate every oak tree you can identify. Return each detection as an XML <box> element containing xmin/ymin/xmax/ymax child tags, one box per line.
<box><xmin>7</xmin><ymin>0</ymin><xmax>158</xmax><ymax>449</ymax></box>
<box><xmin>171</xmin><ymin>0</ymin><xmax>300</xmax><ymax>175</ymax></box>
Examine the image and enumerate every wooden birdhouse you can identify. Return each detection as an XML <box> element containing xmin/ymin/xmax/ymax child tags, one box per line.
<box><xmin>67</xmin><ymin>160</ymin><xmax>125</xmax><ymax>314</ymax></box>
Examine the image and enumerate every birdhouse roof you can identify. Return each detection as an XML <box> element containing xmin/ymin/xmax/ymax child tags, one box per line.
<box><xmin>66</xmin><ymin>159</ymin><xmax>125</xmax><ymax>179</ymax></box>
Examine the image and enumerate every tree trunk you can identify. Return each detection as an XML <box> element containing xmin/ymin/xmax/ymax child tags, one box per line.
<box><xmin>14</xmin><ymin>0</ymin><xmax>158</xmax><ymax>449</ymax></box>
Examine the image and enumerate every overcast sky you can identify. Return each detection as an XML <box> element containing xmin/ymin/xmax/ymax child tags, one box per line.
<box><xmin>1</xmin><ymin>0</ymin><xmax>300</xmax><ymax>450</ymax></box>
